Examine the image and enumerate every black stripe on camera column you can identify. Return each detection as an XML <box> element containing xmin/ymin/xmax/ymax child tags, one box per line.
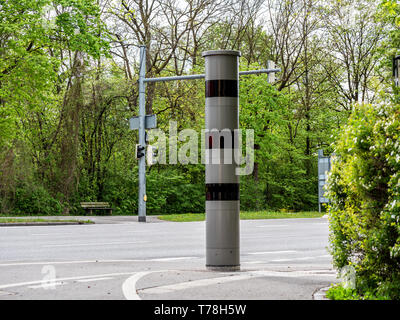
<box><xmin>205</xmin><ymin>80</ymin><xmax>239</xmax><ymax>98</ymax></box>
<box><xmin>206</xmin><ymin>183</ymin><xmax>240</xmax><ymax>201</ymax></box>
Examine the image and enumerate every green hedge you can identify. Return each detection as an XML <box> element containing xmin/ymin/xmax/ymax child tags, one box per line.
<box><xmin>326</xmin><ymin>102</ymin><xmax>400</xmax><ymax>299</ymax></box>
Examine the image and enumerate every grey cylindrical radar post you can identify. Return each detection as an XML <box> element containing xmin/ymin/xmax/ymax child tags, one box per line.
<box><xmin>202</xmin><ymin>50</ymin><xmax>241</xmax><ymax>271</ymax></box>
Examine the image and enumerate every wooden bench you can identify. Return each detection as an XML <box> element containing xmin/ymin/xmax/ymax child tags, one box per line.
<box><xmin>80</xmin><ymin>202</ymin><xmax>113</xmax><ymax>216</ymax></box>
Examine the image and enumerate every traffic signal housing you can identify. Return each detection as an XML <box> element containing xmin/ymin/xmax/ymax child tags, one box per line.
<box><xmin>136</xmin><ymin>144</ymin><xmax>145</xmax><ymax>159</ymax></box>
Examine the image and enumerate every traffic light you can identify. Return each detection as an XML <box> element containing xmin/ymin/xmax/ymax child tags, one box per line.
<box><xmin>136</xmin><ymin>144</ymin><xmax>145</xmax><ymax>159</ymax></box>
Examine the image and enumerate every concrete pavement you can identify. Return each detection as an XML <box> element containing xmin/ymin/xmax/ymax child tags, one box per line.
<box><xmin>0</xmin><ymin>217</ymin><xmax>337</xmax><ymax>299</ymax></box>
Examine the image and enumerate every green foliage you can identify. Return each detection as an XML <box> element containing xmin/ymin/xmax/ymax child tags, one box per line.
<box><xmin>240</xmin><ymin>176</ymin><xmax>265</xmax><ymax>211</ymax></box>
<box><xmin>53</xmin><ymin>0</ymin><xmax>110</xmax><ymax>58</ymax></box>
<box><xmin>12</xmin><ymin>182</ymin><xmax>63</xmax><ymax>215</ymax></box>
<box><xmin>0</xmin><ymin>0</ymin><xmax>111</xmax><ymax>214</ymax></box>
<box><xmin>326</xmin><ymin>283</ymin><xmax>389</xmax><ymax>300</ymax></box>
<box><xmin>1</xmin><ymin>0</ymin><xmax>386</xmax><ymax>221</ymax></box>
<box><xmin>0</xmin><ymin>0</ymin><xmax>55</xmax><ymax>147</ymax></box>
<box><xmin>239</xmin><ymin>68</ymin><xmax>319</xmax><ymax>211</ymax></box>
<box><xmin>0</xmin><ymin>0</ymin><xmax>109</xmax><ymax>146</ymax></box>
<box><xmin>158</xmin><ymin>211</ymin><xmax>323</xmax><ymax>222</ymax></box>
<box><xmin>326</xmin><ymin>284</ymin><xmax>362</xmax><ymax>300</ymax></box>
<box><xmin>82</xmin><ymin>166</ymin><xmax>205</xmax><ymax>215</ymax></box>
<box><xmin>326</xmin><ymin>102</ymin><xmax>400</xmax><ymax>299</ymax></box>
<box><xmin>101</xmin><ymin>170</ymin><xmax>138</xmax><ymax>215</ymax></box>
<box><xmin>146</xmin><ymin>167</ymin><xmax>205</xmax><ymax>215</ymax></box>
<box><xmin>326</xmin><ymin>280</ymin><xmax>398</xmax><ymax>300</ymax></box>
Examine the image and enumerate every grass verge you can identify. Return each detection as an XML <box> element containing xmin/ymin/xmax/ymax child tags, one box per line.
<box><xmin>157</xmin><ymin>211</ymin><xmax>325</xmax><ymax>222</ymax></box>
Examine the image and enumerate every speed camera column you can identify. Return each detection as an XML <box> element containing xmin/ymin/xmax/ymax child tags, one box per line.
<box><xmin>202</xmin><ymin>50</ymin><xmax>241</xmax><ymax>270</ymax></box>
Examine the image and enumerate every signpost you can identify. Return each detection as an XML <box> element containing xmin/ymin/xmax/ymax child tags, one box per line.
<box><xmin>129</xmin><ymin>114</ymin><xmax>157</xmax><ymax>131</ymax></box>
<box><xmin>318</xmin><ymin>149</ymin><xmax>332</xmax><ymax>213</ymax></box>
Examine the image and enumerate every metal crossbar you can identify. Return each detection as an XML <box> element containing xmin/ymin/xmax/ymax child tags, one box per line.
<box><xmin>136</xmin><ymin>45</ymin><xmax>281</xmax><ymax>222</ymax></box>
<box><xmin>143</xmin><ymin>69</ymin><xmax>281</xmax><ymax>83</ymax></box>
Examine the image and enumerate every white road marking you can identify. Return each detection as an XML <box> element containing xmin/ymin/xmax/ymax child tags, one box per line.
<box><xmin>0</xmin><ymin>272</ymin><xmax>137</xmax><ymax>290</ymax></box>
<box><xmin>271</xmin><ymin>254</ymin><xmax>331</xmax><ymax>262</ymax></box>
<box><xmin>251</xmin><ymin>270</ymin><xmax>336</xmax><ymax>278</ymax></box>
<box><xmin>28</xmin><ymin>282</ymin><xmax>68</xmax><ymax>289</ymax></box>
<box><xmin>76</xmin><ymin>277</ymin><xmax>113</xmax><ymax>283</ymax></box>
<box><xmin>272</xmin><ymin>257</ymin><xmax>315</xmax><ymax>262</ymax></box>
<box><xmin>42</xmin><ymin>241</ymin><xmax>146</xmax><ymax>248</ymax></box>
<box><xmin>31</xmin><ymin>233</ymin><xmax>73</xmax><ymax>236</ymax></box>
<box><xmin>148</xmin><ymin>257</ymin><xmax>197</xmax><ymax>262</ymax></box>
<box><xmin>0</xmin><ymin>224</ymin><xmax>94</xmax><ymax>230</ymax></box>
<box><xmin>243</xmin><ymin>235</ymin><xmax>328</xmax><ymax>240</ymax></box>
<box><xmin>248</xmin><ymin>250</ymin><xmax>297</xmax><ymax>255</ymax></box>
<box><xmin>0</xmin><ymin>257</ymin><xmax>199</xmax><ymax>268</ymax></box>
<box><xmin>241</xmin><ymin>235</ymin><xmax>276</xmax><ymax>239</ymax></box>
<box><xmin>0</xmin><ymin>260</ymin><xmax>139</xmax><ymax>267</ymax></box>
<box><xmin>256</xmin><ymin>225</ymin><xmax>289</xmax><ymax>228</ymax></box>
<box><xmin>122</xmin><ymin>272</ymin><xmax>154</xmax><ymax>300</ymax></box>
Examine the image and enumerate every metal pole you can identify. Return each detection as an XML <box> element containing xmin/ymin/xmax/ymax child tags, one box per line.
<box><xmin>318</xmin><ymin>149</ymin><xmax>322</xmax><ymax>214</ymax></box>
<box><xmin>138</xmin><ymin>45</ymin><xmax>146</xmax><ymax>222</ymax></box>
<box><xmin>240</xmin><ymin>68</ymin><xmax>281</xmax><ymax>76</ymax></box>
<box><xmin>142</xmin><ymin>69</ymin><xmax>281</xmax><ymax>84</ymax></box>
<box><xmin>203</xmin><ymin>50</ymin><xmax>241</xmax><ymax>271</ymax></box>
<box><xmin>144</xmin><ymin>74</ymin><xmax>205</xmax><ymax>83</ymax></box>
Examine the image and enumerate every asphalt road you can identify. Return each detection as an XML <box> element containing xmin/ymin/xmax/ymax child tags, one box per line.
<box><xmin>0</xmin><ymin>217</ymin><xmax>337</xmax><ymax>300</ymax></box>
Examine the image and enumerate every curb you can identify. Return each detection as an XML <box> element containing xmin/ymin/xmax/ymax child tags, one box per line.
<box><xmin>313</xmin><ymin>286</ymin><xmax>331</xmax><ymax>300</ymax></box>
<box><xmin>0</xmin><ymin>222</ymin><xmax>88</xmax><ymax>227</ymax></box>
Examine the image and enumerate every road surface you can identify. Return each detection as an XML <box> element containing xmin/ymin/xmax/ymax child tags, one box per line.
<box><xmin>0</xmin><ymin>217</ymin><xmax>337</xmax><ymax>300</ymax></box>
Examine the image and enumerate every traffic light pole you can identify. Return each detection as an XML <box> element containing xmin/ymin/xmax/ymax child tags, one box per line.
<box><xmin>138</xmin><ymin>46</ymin><xmax>147</xmax><ymax>222</ymax></box>
<box><xmin>136</xmin><ymin>45</ymin><xmax>280</xmax><ymax>224</ymax></box>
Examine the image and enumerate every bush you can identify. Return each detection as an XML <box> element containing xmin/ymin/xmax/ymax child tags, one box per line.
<box><xmin>12</xmin><ymin>183</ymin><xmax>63</xmax><ymax>215</ymax></box>
<box><xmin>100</xmin><ymin>169</ymin><xmax>139</xmax><ymax>215</ymax></box>
<box><xmin>326</xmin><ymin>103</ymin><xmax>400</xmax><ymax>299</ymax></box>
<box><xmin>240</xmin><ymin>176</ymin><xmax>265</xmax><ymax>211</ymax></box>
<box><xmin>146</xmin><ymin>167</ymin><xmax>205</xmax><ymax>214</ymax></box>
<box><xmin>326</xmin><ymin>283</ymin><xmax>389</xmax><ymax>300</ymax></box>
<box><xmin>326</xmin><ymin>284</ymin><xmax>362</xmax><ymax>300</ymax></box>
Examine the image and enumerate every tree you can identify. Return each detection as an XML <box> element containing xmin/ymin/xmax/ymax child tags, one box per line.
<box><xmin>0</xmin><ymin>0</ymin><xmax>109</xmax><ymax>213</ymax></box>
<box><xmin>319</xmin><ymin>0</ymin><xmax>386</xmax><ymax>110</ymax></box>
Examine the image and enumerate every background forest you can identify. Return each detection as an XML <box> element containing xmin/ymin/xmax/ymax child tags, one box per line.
<box><xmin>0</xmin><ymin>0</ymin><xmax>398</xmax><ymax>216</ymax></box>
